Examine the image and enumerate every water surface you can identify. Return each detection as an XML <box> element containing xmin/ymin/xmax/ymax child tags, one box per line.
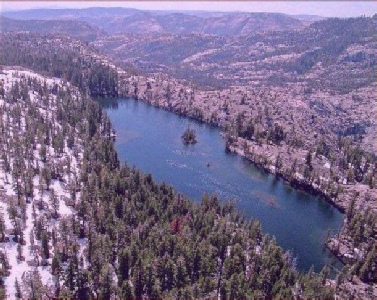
<box><xmin>101</xmin><ymin>98</ymin><xmax>344</xmax><ymax>272</ymax></box>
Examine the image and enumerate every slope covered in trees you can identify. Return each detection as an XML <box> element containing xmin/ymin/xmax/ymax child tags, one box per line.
<box><xmin>0</xmin><ymin>67</ymin><xmax>337</xmax><ymax>298</ymax></box>
<box><xmin>93</xmin><ymin>15</ymin><xmax>377</xmax><ymax>91</ymax></box>
<box><xmin>327</xmin><ymin>199</ymin><xmax>377</xmax><ymax>298</ymax></box>
<box><xmin>0</xmin><ymin>32</ymin><xmax>118</xmax><ymax>98</ymax></box>
<box><xmin>0</xmin><ymin>16</ymin><xmax>105</xmax><ymax>42</ymax></box>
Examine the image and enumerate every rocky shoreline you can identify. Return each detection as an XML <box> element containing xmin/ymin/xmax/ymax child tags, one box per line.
<box><xmin>117</xmin><ymin>73</ymin><xmax>376</xmax><ymax>296</ymax></box>
<box><xmin>119</xmin><ymin>74</ymin><xmax>375</xmax><ymax>211</ymax></box>
<box><xmin>227</xmin><ymin>141</ymin><xmax>346</xmax><ymax>213</ymax></box>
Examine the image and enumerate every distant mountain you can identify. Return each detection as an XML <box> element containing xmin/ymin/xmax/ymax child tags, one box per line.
<box><xmin>93</xmin><ymin>15</ymin><xmax>377</xmax><ymax>93</ymax></box>
<box><xmin>1</xmin><ymin>7</ymin><xmax>141</xmax><ymax>20</ymax></box>
<box><xmin>3</xmin><ymin>7</ymin><xmax>311</xmax><ymax>35</ymax></box>
<box><xmin>0</xmin><ymin>16</ymin><xmax>105</xmax><ymax>41</ymax></box>
<box><xmin>153</xmin><ymin>12</ymin><xmax>307</xmax><ymax>35</ymax></box>
<box><xmin>292</xmin><ymin>14</ymin><xmax>327</xmax><ymax>22</ymax></box>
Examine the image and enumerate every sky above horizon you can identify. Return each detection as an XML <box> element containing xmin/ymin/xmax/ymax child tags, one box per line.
<box><xmin>1</xmin><ymin>1</ymin><xmax>376</xmax><ymax>18</ymax></box>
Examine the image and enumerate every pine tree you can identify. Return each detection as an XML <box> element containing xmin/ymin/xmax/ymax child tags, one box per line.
<box><xmin>41</xmin><ymin>231</ymin><xmax>50</xmax><ymax>259</ymax></box>
<box><xmin>0</xmin><ymin>213</ymin><xmax>5</xmax><ymax>242</ymax></box>
<box><xmin>358</xmin><ymin>243</ymin><xmax>377</xmax><ymax>283</ymax></box>
<box><xmin>134</xmin><ymin>261</ymin><xmax>145</xmax><ymax>299</ymax></box>
<box><xmin>14</xmin><ymin>278</ymin><xmax>22</xmax><ymax>299</ymax></box>
<box><xmin>98</xmin><ymin>265</ymin><xmax>114</xmax><ymax>300</ymax></box>
<box><xmin>120</xmin><ymin>281</ymin><xmax>134</xmax><ymax>300</ymax></box>
<box><xmin>17</xmin><ymin>244</ymin><xmax>23</xmax><ymax>261</ymax></box>
<box><xmin>118</xmin><ymin>249</ymin><xmax>130</xmax><ymax>282</ymax></box>
<box><xmin>305</xmin><ymin>150</ymin><xmax>312</xmax><ymax>168</ymax></box>
<box><xmin>176</xmin><ymin>257</ymin><xmax>188</xmax><ymax>290</ymax></box>
<box><xmin>41</xmin><ymin>166</ymin><xmax>52</xmax><ymax>190</ymax></box>
<box><xmin>76</xmin><ymin>269</ymin><xmax>92</xmax><ymax>300</ymax></box>
<box><xmin>65</xmin><ymin>259</ymin><xmax>78</xmax><ymax>292</ymax></box>
<box><xmin>51</xmin><ymin>253</ymin><xmax>60</xmax><ymax>276</ymax></box>
<box><xmin>23</xmin><ymin>269</ymin><xmax>45</xmax><ymax>300</ymax></box>
<box><xmin>49</xmin><ymin>188</ymin><xmax>59</xmax><ymax>218</ymax></box>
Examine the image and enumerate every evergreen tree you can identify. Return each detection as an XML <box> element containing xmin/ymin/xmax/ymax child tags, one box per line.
<box><xmin>120</xmin><ymin>281</ymin><xmax>135</xmax><ymax>300</ymax></box>
<box><xmin>14</xmin><ymin>278</ymin><xmax>22</xmax><ymax>299</ymax></box>
<box><xmin>41</xmin><ymin>231</ymin><xmax>50</xmax><ymax>259</ymax></box>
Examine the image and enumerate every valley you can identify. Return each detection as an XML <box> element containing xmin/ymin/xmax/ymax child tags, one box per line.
<box><xmin>0</xmin><ymin>4</ymin><xmax>376</xmax><ymax>298</ymax></box>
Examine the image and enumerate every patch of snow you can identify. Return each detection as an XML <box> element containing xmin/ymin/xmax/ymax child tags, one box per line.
<box><xmin>0</xmin><ymin>67</ymin><xmax>85</xmax><ymax>298</ymax></box>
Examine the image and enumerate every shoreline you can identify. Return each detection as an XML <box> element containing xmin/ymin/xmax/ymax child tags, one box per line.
<box><xmin>231</xmin><ymin>145</ymin><xmax>346</xmax><ymax>214</ymax></box>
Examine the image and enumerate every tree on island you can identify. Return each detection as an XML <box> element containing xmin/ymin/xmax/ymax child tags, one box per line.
<box><xmin>181</xmin><ymin>126</ymin><xmax>197</xmax><ymax>145</ymax></box>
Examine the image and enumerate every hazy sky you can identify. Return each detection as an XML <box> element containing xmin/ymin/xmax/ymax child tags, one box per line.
<box><xmin>1</xmin><ymin>1</ymin><xmax>376</xmax><ymax>18</ymax></box>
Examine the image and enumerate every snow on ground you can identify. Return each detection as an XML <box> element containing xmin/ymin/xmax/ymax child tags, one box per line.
<box><xmin>0</xmin><ymin>67</ymin><xmax>84</xmax><ymax>298</ymax></box>
<box><xmin>1</xmin><ymin>67</ymin><xmax>62</xmax><ymax>90</ymax></box>
<box><xmin>0</xmin><ymin>196</ymin><xmax>55</xmax><ymax>298</ymax></box>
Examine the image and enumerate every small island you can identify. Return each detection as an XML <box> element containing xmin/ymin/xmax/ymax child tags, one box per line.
<box><xmin>181</xmin><ymin>127</ymin><xmax>197</xmax><ymax>145</ymax></box>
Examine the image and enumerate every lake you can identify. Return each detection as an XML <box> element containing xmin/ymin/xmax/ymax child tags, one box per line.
<box><xmin>100</xmin><ymin>98</ymin><xmax>344</xmax><ymax>273</ymax></box>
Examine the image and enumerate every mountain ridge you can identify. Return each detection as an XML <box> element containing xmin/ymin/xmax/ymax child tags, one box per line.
<box><xmin>2</xmin><ymin>7</ymin><xmax>313</xmax><ymax>35</ymax></box>
<box><xmin>0</xmin><ymin>16</ymin><xmax>105</xmax><ymax>41</ymax></box>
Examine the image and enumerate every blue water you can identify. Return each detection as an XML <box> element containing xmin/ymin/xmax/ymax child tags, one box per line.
<box><xmin>100</xmin><ymin>98</ymin><xmax>344</xmax><ymax>272</ymax></box>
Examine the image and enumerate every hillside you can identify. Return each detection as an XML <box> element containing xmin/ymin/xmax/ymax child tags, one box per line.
<box><xmin>0</xmin><ymin>32</ymin><xmax>119</xmax><ymax>98</ymax></box>
<box><xmin>0</xmin><ymin>16</ymin><xmax>105</xmax><ymax>41</ymax></box>
<box><xmin>0</xmin><ymin>67</ymin><xmax>89</xmax><ymax>298</ymax></box>
<box><xmin>94</xmin><ymin>16</ymin><xmax>377</xmax><ymax>92</ymax></box>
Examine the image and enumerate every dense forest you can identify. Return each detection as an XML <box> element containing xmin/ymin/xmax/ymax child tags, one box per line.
<box><xmin>0</xmin><ymin>33</ymin><xmax>118</xmax><ymax>98</ymax></box>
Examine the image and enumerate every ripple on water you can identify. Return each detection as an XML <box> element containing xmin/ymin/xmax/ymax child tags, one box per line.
<box><xmin>171</xmin><ymin>148</ymin><xmax>209</xmax><ymax>157</ymax></box>
<box><xmin>251</xmin><ymin>190</ymin><xmax>281</xmax><ymax>209</ymax></box>
<box><xmin>116</xmin><ymin>130</ymin><xmax>140</xmax><ymax>143</ymax></box>
<box><xmin>166</xmin><ymin>159</ymin><xmax>193</xmax><ymax>170</ymax></box>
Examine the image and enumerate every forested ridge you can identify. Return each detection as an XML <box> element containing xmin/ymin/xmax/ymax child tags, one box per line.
<box><xmin>0</xmin><ymin>33</ymin><xmax>118</xmax><ymax>98</ymax></box>
<box><xmin>0</xmin><ymin>16</ymin><xmax>104</xmax><ymax>42</ymax></box>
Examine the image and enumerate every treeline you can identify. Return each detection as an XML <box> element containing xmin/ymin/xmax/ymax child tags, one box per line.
<box><xmin>328</xmin><ymin>198</ymin><xmax>377</xmax><ymax>297</ymax></box>
<box><xmin>226</xmin><ymin>111</ymin><xmax>376</xmax><ymax>191</ymax></box>
<box><xmin>0</xmin><ymin>72</ymin><xmax>95</xmax><ymax>298</ymax></box>
<box><xmin>342</xmin><ymin>199</ymin><xmax>376</xmax><ymax>283</ymax></box>
<box><xmin>0</xmin><ymin>32</ymin><xmax>118</xmax><ymax>98</ymax></box>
